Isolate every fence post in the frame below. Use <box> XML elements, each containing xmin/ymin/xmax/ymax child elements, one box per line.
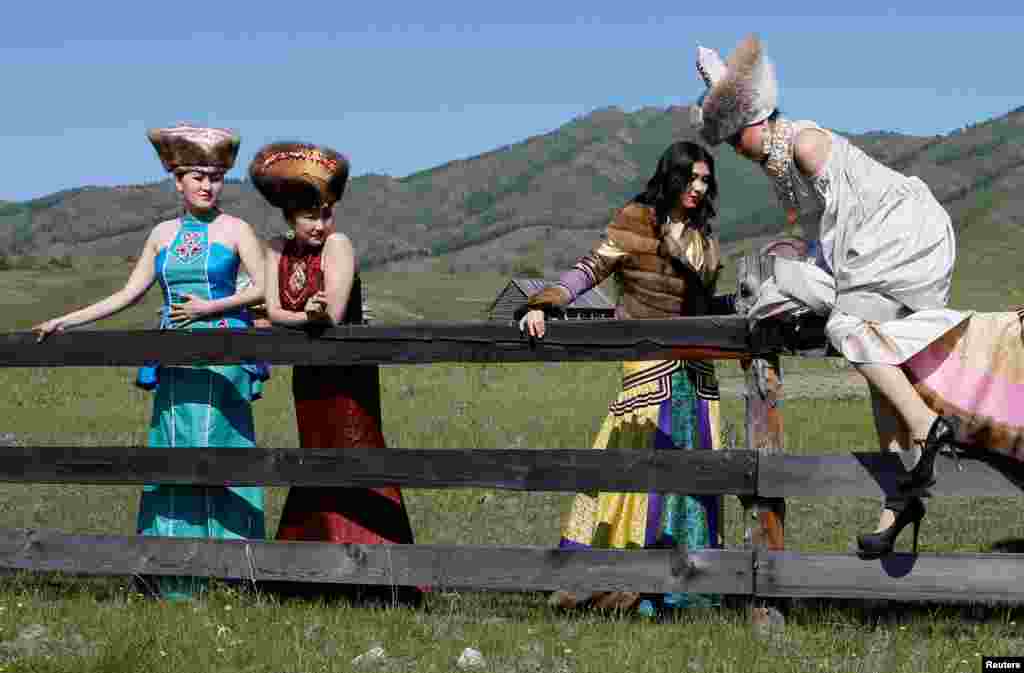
<box><xmin>741</xmin><ymin>356</ymin><xmax>786</xmax><ymax>551</ymax></box>
<box><xmin>734</xmin><ymin>247</ymin><xmax>787</xmax><ymax>554</ymax></box>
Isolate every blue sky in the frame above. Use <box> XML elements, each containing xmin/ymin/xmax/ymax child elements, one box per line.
<box><xmin>2</xmin><ymin>2</ymin><xmax>1021</xmax><ymax>201</ymax></box>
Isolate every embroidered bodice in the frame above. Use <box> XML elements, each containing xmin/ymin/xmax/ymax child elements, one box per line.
<box><xmin>278</xmin><ymin>239</ymin><xmax>363</xmax><ymax>324</ymax></box>
<box><xmin>155</xmin><ymin>212</ymin><xmax>251</xmax><ymax>330</ymax></box>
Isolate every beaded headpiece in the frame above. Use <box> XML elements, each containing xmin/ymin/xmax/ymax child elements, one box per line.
<box><xmin>692</xmin><ymin>35</ymin><xmax>778</xmax><ymax>146</ymax></box>
<box><xmin>248</xmin><ymin>142</ymin><xmax>350</xmax><ymax>212</ymax></box>
<box><xmin>147</xmin><ymin>123</ymin><xmax>240</xmax><ymax>175</ymax></box>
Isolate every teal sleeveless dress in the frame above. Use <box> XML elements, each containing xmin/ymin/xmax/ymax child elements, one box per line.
<box><xmin>135</xmin><ymin>211</ymin><xmax>267</xmax><ymax>600</ymax></box>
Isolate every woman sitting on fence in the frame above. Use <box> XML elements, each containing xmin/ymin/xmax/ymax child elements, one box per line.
<box><xmin>518</xmin><ymin>140</ymin><xmax>731</xmax><ymax>617</ymax></box>
<box><xmin>250</xmin><ymin>142</ymin><xmax>421</xmax><ymax>606</ymax></box>
<box><xmin>691</xmin><ymin>35</ymin><xmax>1024</xmax><ymax>559</ymax></box>
<box><xmin>32</xmin><ymin>124</ymin><xmax>270</xmax><ymax>599</ymax></box>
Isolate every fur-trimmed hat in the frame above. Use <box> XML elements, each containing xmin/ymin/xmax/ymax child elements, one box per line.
<box><xmin>692</xmin><ymin>34</ymin><xmax>778</xmax><ymax>146</ymax></box>
<box><xmin>147</xmin><ymin>123</ymin><xmax>240</xmax><ymax>174</ymax></box>
<box><xmin>248</xmin><ymin>142</ymin><xmax>350</xmax><ymax>212</ymax></box>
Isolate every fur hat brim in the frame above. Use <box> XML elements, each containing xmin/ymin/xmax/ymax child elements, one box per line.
<box><xmin>148</xmin><ymin>124</ymin><xmax>240</xmax><ymax>174</ymax></box>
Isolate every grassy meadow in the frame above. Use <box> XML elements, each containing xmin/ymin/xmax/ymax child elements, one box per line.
<box><xmin>0</xmin><ymin>254</ymin><xmax>1023</xmax><ymax>672</ymax></box>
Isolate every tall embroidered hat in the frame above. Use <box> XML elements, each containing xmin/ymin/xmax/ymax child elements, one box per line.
<box><xmin>248</xmin><ymin>142</ymin><xmax>350</xmax><ymax>212</ymax></box>
<box><xmin>147</xmin><ymin>123</ymin><xmax>241</xmax><ymax>174</ymax></box>
<box><xmin>691</xmin><ymin>34</ymin><xmax>778</xmax><ymax>146</ymax></box>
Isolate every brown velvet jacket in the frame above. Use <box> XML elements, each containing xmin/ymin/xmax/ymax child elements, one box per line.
<box><xmin>526</xmin><ymin>203</ymin><xmax>724</xmax><ymax>319</ymax></box>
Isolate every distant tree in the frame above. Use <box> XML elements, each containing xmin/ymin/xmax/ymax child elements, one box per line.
<box><xmin>49</xmin><ymin>254</ymin><xmax>73</xmax><ymax>269</ymax></box>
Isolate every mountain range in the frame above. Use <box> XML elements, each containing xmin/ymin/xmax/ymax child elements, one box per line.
<box><xmin>2</xmin><ymin>104</ymin><xmax>1022</xmax><ymax>277</ymax></box>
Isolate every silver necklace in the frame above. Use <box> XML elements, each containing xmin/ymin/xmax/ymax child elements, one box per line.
<box><xmin>762</xmin><ymin>118</ymin><xmax>800</xmax><ymax>213</ymax></box>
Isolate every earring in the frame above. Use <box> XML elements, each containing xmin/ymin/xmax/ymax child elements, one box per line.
<box><xmin>285</xmin><ymin>229</ymin><xmax>295</xmax><ymax>240</ymax></box>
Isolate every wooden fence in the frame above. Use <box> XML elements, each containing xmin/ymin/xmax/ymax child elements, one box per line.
<box><xmin>1</xmin><ymin>316</ymin><xmax>1023</xmax><ymax>604</ymax></box>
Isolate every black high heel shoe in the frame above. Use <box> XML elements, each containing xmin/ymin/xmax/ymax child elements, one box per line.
<box><xmin>856</xmin><ymin>496</ymin><xmax>925</xmax><ymax>559</ymax></box>
<box><xmin>897</xmin><ymin>415</ymin><xmax>961</xmax><ymax>492</ymax></box>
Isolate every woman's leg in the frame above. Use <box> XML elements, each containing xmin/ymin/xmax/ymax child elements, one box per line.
<box><xmin>854</xmin><ymin>363</ymin><xmax>937</xmax><ymax>470</ymax></box>
<box><xmin>868</xmin><ymin>384</ymin><xmax>911</xmax><ymax>532</ymax></box>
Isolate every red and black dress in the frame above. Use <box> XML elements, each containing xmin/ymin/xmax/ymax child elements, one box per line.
<box><xmin>273</xmin><ymin>239</ymin><xmax>421</xmax><ymax>604</ymax></box>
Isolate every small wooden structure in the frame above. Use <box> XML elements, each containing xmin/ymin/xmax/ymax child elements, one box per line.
<box><xmin>488</xmin><ymin>278</ymin><xmax>615</xmax><ymax>323</ymax></box>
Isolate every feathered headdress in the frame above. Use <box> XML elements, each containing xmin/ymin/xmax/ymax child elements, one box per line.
<box><xmin>691</xmin><ymin>35</ymin><xmax>778</xmax><ymax>146</ymax></box>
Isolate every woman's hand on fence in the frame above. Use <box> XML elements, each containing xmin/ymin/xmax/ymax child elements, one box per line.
<box><xmin>32</xmin><ymin>317</ymin><xmax>68</xmax><ymax>343</ymax></box>
<box><xmin>249</xmin><ymin>303</ymin><xmax>270</xmax><ymax>323</ymax></box>
<box><xmin>168</xmin><ymin>294</ymin><xmax>214</xmax><ymax>326</ymax></box>
<box><xmin>519</xmin><ymin>309</ymin><xmax>547</xmax><ymax>339</ymax></box>
<box><xmin>304</xmin><ymin>291</ymin><xmax>329</xmax><ymax>323</ymax></box>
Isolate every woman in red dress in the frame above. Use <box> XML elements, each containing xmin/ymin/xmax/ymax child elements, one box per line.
<box><xmin>250</xmin><ymin>142</ymin><xmax>421</xmax><ymax>605</ymax></box>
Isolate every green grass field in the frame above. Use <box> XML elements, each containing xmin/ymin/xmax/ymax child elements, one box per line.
<box><xmin>1</xmin><ymin>252</ymin><xmax>1023</xmax><ymax>672</ymax></box>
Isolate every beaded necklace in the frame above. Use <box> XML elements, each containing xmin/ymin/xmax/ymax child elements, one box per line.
<box><xmin>761</xmin><ymin>118</ymin><xmax>800</xmax><ymax>215</ymax></box>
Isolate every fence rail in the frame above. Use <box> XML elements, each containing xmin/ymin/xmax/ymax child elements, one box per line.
<box><xmin>2</xmin><ymin>317</ymin><xmax>1023</xmax><ymax>606</ymax></box>
<box><xmin>2</xmin><ymin>529</ymin><xmax>1024</xmax><ymax>604</ymax></box>
<box><xmin>0</xmin><ymin>446</ymin><xmax>756</xmax><ymax>495</ymax></box>
<box><xmin>0</xmin><ymin>317</ymin><xmax>820</xmax><ymax>367</ymax></box>
<box><xmin>0</xmin><ymin>529</ymin><xmax>752</xmax><ymax>595</ymax></box>
<box><xmin>756</xmin><ymin>551</ymin><xmax>1024</xmax><ymax>603</ymax></box>
<box><xmin>0</xmin><ymin>446</ymin><xmax>1020</xmax><ymax>498</ymax></box>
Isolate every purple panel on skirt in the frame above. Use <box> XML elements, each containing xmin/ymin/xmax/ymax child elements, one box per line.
<box><xmin>645</xmin><ymin>393</ymin><xmax>677</xmax><ymax>546</ymax></box>
<box><xmin>558</xmin><ymin>538</ymin><xmax>591</xmax><ymax>550</ymax></box>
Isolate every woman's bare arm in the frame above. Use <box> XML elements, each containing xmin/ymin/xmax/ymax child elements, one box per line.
<box><xmin>33</xmin><ymin>225</ymin><xmax>161</xmax><ymax>340</ymax></box>
<box><xmin>319</xmin><ymin>233</ymin><xmax>355</xmax><ymax>325</ymax></box>
<box><xmin>792</xmin><ymin>127</ymin><xmax>832</xmax><ymax>178</ymax></box>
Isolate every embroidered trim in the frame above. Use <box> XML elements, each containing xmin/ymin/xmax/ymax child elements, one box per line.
<box><xmin>284</xmin><ymin>260</ymin><xmax>308</xmax><ymax>306</ymax></box>
<box><xmin>574</xmin><ymin>256</ymin><xmax>600</xmax><ymax>286</ymax></box>
<box><xmin>622</xmin><ymin>361</ymin><xmax>682</xmax><ymax>391</ymax></box>
<box><xmin>260</xmin><ymin>148</ymin><xmax>339</xmax><ymax>173</ymax></box>
<box><xmin>173</xmin><ymin>231</ymin><xmax>205</xmax><ymax>263</ymax></box>
<box><xmin>609</xmin><ymin>376</ymin><xmax>672</xmax><ymax>416</ymax></box>
<box><xmin>681</xmin><ymin>361</ymin><xmax>720</xmax><ymax>401</ymax></box>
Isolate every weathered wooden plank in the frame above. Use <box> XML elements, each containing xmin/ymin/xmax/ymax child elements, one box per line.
<box><xmin>3</xmin><ymin>445</ymin><xmax>1018</xmax><ymax>498</ymax></box>
<box><xmin>0</xmin><ymin>447</ymin><xmax>758</xmax><ymax>495</ymax></box>
<box><xmin>742</xmin><ymin>356</ymin><xmax>786</xmax><ymax>552</ymax></box>
<box><xmin>758</xmin><ymin>452</ymin><xmax>1024</xmax><ymax>498</ymax></box>
<box><xmin>0</xmin><ymin>529</ymin><xmax>753</xmax><ymax>594</ymax></box>
<box><xmin>0</xmin><ymin>317</ymin><xmax>772</xmax><ymax>367</ymax></box>
<box><xmin>756</xmin><ymin>551</ymin><xmax>1024</xmax><ymax>603</ymax></box>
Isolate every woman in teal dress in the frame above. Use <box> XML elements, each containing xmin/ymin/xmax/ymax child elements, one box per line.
<box><xmin>33</xmin><ymin>123</ymin><xmax>269</xmax><ymax>600</ymax></box>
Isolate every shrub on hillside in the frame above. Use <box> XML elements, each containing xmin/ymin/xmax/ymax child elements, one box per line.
<box><xmin>512</xmin><ymin>261</ymin><xmax>544</xmax><ymax>278</ymax></box>
<box><xmin>49</xmin><ymin>255</ymin><xmax>74</xmax><ymax>270</ymax></box>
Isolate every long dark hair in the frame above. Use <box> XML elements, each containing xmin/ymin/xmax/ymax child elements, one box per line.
<box><xmin>632</xmin><ymin>141</ymin><xmax>718</xmax><ymax>233</ymax></box>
